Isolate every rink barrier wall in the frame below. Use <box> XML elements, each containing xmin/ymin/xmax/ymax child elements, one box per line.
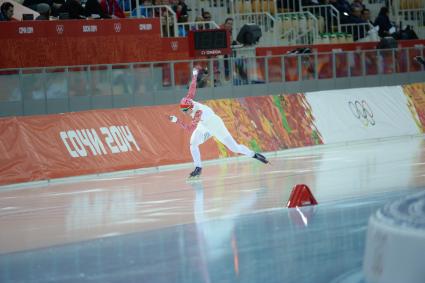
<box><xmin>0</xmin><ymin>83</ymin><xmax>424</xmax><ymax>185</ymax></box>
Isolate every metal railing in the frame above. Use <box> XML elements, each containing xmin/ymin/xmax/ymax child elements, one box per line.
<box><xmin>0</xmin><ymin>46</ymin><xmax>423</xmax><ymax>117</ymax></box>
<box><xmin>276</xmin><ymin>11</ymin><xmax>319</xmax><ymax>45</ymax></box>
<box><xmin>275</xmin><ymin>0</ymin><xmax>302</xmax><ymax>13</ymax></box>
<box><xmin>130</xmin><ymin>5</ymin><xmax>178</xmax><ymax>37</ymax></box>
<box><xmin>340</xmin><ymin>22</ymin><xmax>375</xmax><ymax>42</ymax></box>
<box><xmin>175</xmin><ymin>21</ymin><xmax>220</xmax><ymax>37</ymax></box>
<box><xmin>302</xmin><ymin>5</ymin><xmax>341</xmax><ymax>34</ymax></box>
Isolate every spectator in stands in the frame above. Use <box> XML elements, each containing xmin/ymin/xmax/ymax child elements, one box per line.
<box><xmin>202</xmin><ymin>11</ymin><xmax>212</xmax><ymax>29</ymax></box>
<box><xmin>131</xmin><ymin>0</ymin><xmax>148</xmax><ymax>17</ymax></box>
<box><xmin>219</xmin><ymin>18</ymin><xmax>235</xmax><ymax>80</ymax></box>
<box><xmin>177</xmin><ymin>7</ymin><xmax>189</xmax><ymax>36</ymax></box>
<box><xmin>176</xmin><ymin>0</ymin><xmax>187</xmax><ymax>18</ymax></box>
<box><xmin>374</xmin><ymin>6</ymin><xmax>393</xmax><ymax>37</ymax></box>
<box><xmin>23</xmin><ymin>0</ymin><xmax>50</xmax><ymax>12</ymax></box>
<box><xmin>100</xmin><ymin>0</ymin><xmax>125</xmax><ymax>18</ymax></box>
<box><xmin>192</xmin><ymin>16</ymin><xmax>205</xmax><ymax>30</ymax></box>
<box><xmin>85</xmin><ymin>0</ymin><xmax>111</xmax><ymax>18</ymax></box>
<box><xmin>329</xmin><ymin>0</ymin><xmax>351</xmax><ymax>23</ymax></box>
<box><xmin>50</xmin><ymin>0</ymin><xmax>65</xmax><ymax>17</ymax></box>
<box><xmin>361</xmin><ymin>8</ymin><xmax>373</xmax><ymax>25</ymax></box>
<box><xmin>175</xmin><ymin>3</ymin><xmax>185</xmax><ymax>22</ymax></box>
<box><xmin>0</xmin><ymin>2</ymin><xmax>13</xmax><ymax>21</ymax></box>
<box><xmin>58</xmin><ymin>0</ymin><xmax>86</xmax><ymax>19</ymax></box>
<box><xmin>348</xmin><ymin>6</ymin><xmax>365</xmax><ymax>23</ymax></box>
<box><xmin>351</xmin><ymin>0</ymin><xmax>365</xmax><ymax>10</ymax></box>
<box><xmin>161</xmin><ymin>9</ymin><xmax>175</xmax><ymax>36</ymax></box>
<box><xmin>202</xmin><ymin>11</ymin><xmax>211</xmax><ymax>21</ymax></box>
<box><xmin>221</xmin><ymin>17</ymin><xmax>233</xmax><ymax>33</ymax></box>
<box><xmin>120</xmin><ymin>0</ymin><xmax>136</xmax><ymax>12</ymax></box>
<box><xmin>220</xmin><ymin>17</ymin><xmax>238</xmax><ymax>45</ymax></box>
<box><xmin>35</xmin><ymin>3</ymin><xmax>51</xmax><ymax>19</ymax></box>
<box><xmin>345</xmin><ymin>6</ymin><xmax>367</xmax><ymax>40</ymax></box>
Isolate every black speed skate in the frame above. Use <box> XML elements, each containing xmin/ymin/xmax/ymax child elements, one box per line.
<box><xmin>188</xmin><ymin>167</ymin><xmax>202</xmax><ymax>179</ymax></box>
<box><xmin>253</xmin><ymin>153</ymin><xmax>269</xmax><ymax>164</ymax></box>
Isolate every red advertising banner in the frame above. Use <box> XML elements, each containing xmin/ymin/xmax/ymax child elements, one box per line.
<box><xmin>0</xmin><ymin>105</ymin><xmax>197</xmax><ymax>184</ymax></box>
<box><xmin>0</xmin><ymin>19</ymin><xmax>190</xmax><ymax>68</ymax></box>
<box><xmin>0</xmin><ymin>94</ymin><xmax>324</xmax><ymax>185</ymax></box>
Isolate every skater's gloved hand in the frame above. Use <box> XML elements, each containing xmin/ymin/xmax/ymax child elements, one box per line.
<box><xmin>169</xmin><ymin>115</ymin><xmax>178</xmax><ymax>123</ymax></box>
<box><xmin>192</xmin><ymin>68</ymin><xmax>199</xmax><ymax>76</ymax></box>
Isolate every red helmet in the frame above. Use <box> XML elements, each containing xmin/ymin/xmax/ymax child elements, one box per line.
<box><xmin>180</xmin><ymin>97</ymin><xmax>194</xmax><ymax>112</ymax></box>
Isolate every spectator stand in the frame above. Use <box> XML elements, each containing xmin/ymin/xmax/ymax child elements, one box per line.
<box><xmin>390</xmin><ymin>0</ymin><xmax>425</xmax><ymax>39</ymax></box>
<box><xmin>301</xmin><ymin>4</ymin><xmax>341</xmax><ymax>34</ymax></box>
<box><xmin>276</xmin><ymin>11</ymin><xmax>319</xmax><ymax>45</ymax></box>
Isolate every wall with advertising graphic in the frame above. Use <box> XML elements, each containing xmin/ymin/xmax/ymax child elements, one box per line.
<box><xmin>0</xmin><ymin>19</ymin><xmax>189</xmax><ymax>69</ymax></box>
<box><xmin>0</xmin><ymin>83</ymin><xmax>424</xmax><ymax>186</ymax></box>
<box><xmin>305</xmin><ymin>86</ymin><xmax>421</xmax><ymax>143</ymax></box>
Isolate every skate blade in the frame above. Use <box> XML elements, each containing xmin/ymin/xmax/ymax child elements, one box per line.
<box><xmin>186</xmin><ymin>176</ymin><xmax>202</xmax><ymax>183</ymax></box>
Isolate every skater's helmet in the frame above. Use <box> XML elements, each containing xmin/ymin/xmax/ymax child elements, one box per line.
<box><xmin>180</xmin><ymin>97</ymin><xmax>194</xmax><ymax>112</ymax></box>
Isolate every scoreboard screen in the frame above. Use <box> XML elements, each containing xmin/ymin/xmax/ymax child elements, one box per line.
<box><xmin>188</xmin><ymin>29</ymin><xmax>231</xmax><ymax>57</ymax></box>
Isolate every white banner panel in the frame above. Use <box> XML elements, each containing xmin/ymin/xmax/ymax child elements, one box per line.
<box><xmin>306</xmin><ymin>86</ymin><xmax>420</xmax><ymax>144</ymax></box>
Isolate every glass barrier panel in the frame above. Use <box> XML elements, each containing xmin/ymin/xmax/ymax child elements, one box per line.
<box><xmin>283</xmin><ymin>55</ymin><xmax>299</xmax><ymax>82</ymax></box>
<box><xmin>364</xmin><ymin>50</ymin><xmax>378</xmax><ymax>76</ymax></box>
<box><xmin>212</xmin><ymin>57</ymin><xmax>232</xmax><ymax>87</ymax></box>
<box><xmin>192</xmin><ymin>59</ymin><xmax>213</xmax><ymax>88</ymax></box>
<box><xmin>349</xmin><ymin>51</ymin><xmax>363</xmax><ymax>77</ymax></box>
<box><xmin>232</xmin><ymin>57</ymin><xmax>250</xmax><ymax>85</ymax></box>
<box><xmin>378</xmin><ymin>49</ymin><xmax>395</xmax><ymax>74</ymax></box>
<box><xmin>301</xmin><ymin>54</ymin><xmax>316</xmax><ymax>80</ymax></box>
<box><xmin>68</xmin><ymin>67</ymin><xmax>89</xmax><ymax>97</ymax></box>
<box><xmin>153</xmin><ymin>63</ymin><xmax>171</xmax><ymax>88</ymax></box>
<box><xmin>111</xmin><ymin>65</ymin><xmax>133</xmax><ymax>96</ymax></box>
<box><xmin>45</xmin><ymin>68</ymin><xmax>68</xmax><ymax>99</ymax></box>
<box><xmin>132</xmin><ymin>64</ymin><xmax>153</xmax><ymax>96</ymax></box>
<box><xmin>21</xmin><ymin>69</ymin><xmax>46</xmax><ymax>100</ymax></box>
<box><xmin>267</xmin><ymin>56</ymin><xmax>284</xmax><ymax>83</ymax></box>
<box><xmin>173</xmin><ymin>62</ymin><xmax>191</xmax><ymax>87</ymax></box>
<box><xmin>335</xmin><ymin>52</ymin><xmax>349</xmax><ymax>78</ymax></box>
<box><xmin>395</xmin><ymin>49</ymin><xmax>409</xmax><ymax>73</ymax></box>
<box><xmin>222</xmin><ymin>55</ymin><xmax>233</xmax><ymax>83</ymax></box>
<box><xmin>252</xmin><ymin>57</ymin><xmax>266</xmax><ymax>84</ymax></box>
<box><xmin>317</xmin><ymin>53</ymin><xmax>333</xmax><ymax>79</ymax></box>
<box><xmin>89</xmin><ymin>65</ymin><xmax>112</xmax><ymax>96</ymax></box>
<box><xmin>0</xmin><ymin>70</ymin><xmax>21</xmax><ymax>102</ymax></box>
<box><xmin>408</xmin><ymin>47</ymin><xmax>424</xmax><ymax>72</ymax></box>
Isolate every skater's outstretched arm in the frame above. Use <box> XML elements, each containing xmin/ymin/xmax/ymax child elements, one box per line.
<box><xmin>186</xmin><ymin>68</ymin><xmax>199</xmax><ymax>100</ymax></box>
<box><xmin>169</xmin><ymin>110</ymin><xmax>202</xmax><ymax>132</ymax></box>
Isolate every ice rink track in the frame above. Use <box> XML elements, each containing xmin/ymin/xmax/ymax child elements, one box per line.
<box><xmin>1</xmin><ymin>135</ymin><xmax>425</xmax><ymax>283</ymax></box>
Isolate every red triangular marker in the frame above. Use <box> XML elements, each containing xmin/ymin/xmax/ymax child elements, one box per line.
<box><xmin>287</xmin><ymin>184</ymin><xmax>318</xmax><ymax>208</ymax></box>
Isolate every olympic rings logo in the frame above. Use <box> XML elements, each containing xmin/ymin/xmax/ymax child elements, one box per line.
<box><xmin>348</xmin><ymin>100</ymin><xmax>375</xmax><ymax>126</ymax></box>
